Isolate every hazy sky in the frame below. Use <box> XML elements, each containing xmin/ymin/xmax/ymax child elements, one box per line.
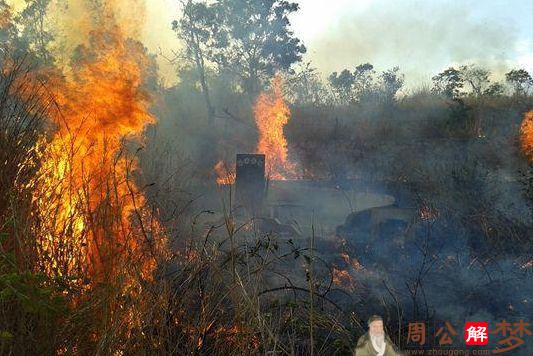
<box><xmin>291</xmin><ymin>0</ymin><xmax>533</xmax><ymax>89</ymax></box>
<box><xmin>145</xmin><ymin>0</ymin><xmax>533</xmax><ymax>89</ymax></box>
<box><xmin>7</xmin><ymin>0</ymin><xmax>533</xmax><ymax>88</ymax></box>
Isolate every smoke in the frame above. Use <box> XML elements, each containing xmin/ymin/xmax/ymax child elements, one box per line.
<box><xmin>301</xmin><ymin>0</ymin><xmax>522</xmax><ymax>88</ymax></box>
<box><xmin>48</xmin><ymin>0</ymin><xmax>148</xmax><ymax>61</ymax></box>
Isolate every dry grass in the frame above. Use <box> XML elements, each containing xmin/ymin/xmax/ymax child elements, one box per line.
<box><xmin>2</xmin><ymin>56</ymin><xmax>532</xmax><ymax>355</ymax></box>
<box><xmin>0</xmin><ymin>59</ymin><xmax>357</xmax><ymax>355</ymax></box>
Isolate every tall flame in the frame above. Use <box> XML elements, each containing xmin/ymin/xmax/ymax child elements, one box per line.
<box><xmin>254</xmin><ymin>75</ymin><xmax>298</xmax><ymax>180</ymax></box>
<box><xmin>32</xmin><ymin>1</ymin><xmax>165</xmax><ymax>282</ymax></box>
<box><xmin>521</xmin><ymin>110</ymin><xmax>533</xmax><ymax>162</ymax></box>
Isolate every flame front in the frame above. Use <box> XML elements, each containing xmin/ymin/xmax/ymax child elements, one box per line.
<box><xmin>521</xmin><ymin>110</ymin><xmax>533</xmax><ymax>162</ymax></box>
<box><xmin>32</xmin><ymin>1</ymin><xmax>164</xmax><ymax>283</ymax></box>
<box><xmin>254</xmin><ymin>75</ymin><xmax>298</xmax><ymax>180</ymax></box>
<box><xmin>214</xmin><ymin>160</ymin><xmax>236</xmax><ymax>186</ymax></box>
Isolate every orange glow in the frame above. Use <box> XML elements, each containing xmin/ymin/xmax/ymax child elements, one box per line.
<box><xmin>332</xmin><ymin>267</ymin><xmax>356</xmax><ymax>292</ymax></box>
<box><xmin>214</xmin><ymin>160</ymin><xmax>235</xmax><ymax>186</ymax></box>
<box><xmin>254</xmin><ymin>75</ymin><xmax>298</xmax><ymax>180</ymax></box>
<box><xmin>214</xmin><ymin>325</ymin><xmax>260</xmax><ymax>350</ymax></box>
<box><xmin>521</xmin><ymin>110</ymin><xmax>533</xmax><ymax>161</ymax></box>
<box><xmin>340</xmin><ymin>252</ymin><xmax>364</xmax><ymax>272</ymax></box>
<box><xmin>31</xmin><ymin>2</ymin><xmax>165</xmax><ymax>283</ymax></box>
<box><xmin>419</xmin><ymin>204</ymin><xmax>439</xmax><ymax>221</ymax></box>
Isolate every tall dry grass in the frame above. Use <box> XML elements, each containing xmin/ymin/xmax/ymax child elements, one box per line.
<box><xmin>0</xmin><ymin>58</ymin><xmax>358</xmax><ymax>355</ymax></box>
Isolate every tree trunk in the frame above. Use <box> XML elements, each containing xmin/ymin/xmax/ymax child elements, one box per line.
<box><xmin>192</xmin><ymin>34</ymin><xmax>215</xmax><ymax>126</ymax></box>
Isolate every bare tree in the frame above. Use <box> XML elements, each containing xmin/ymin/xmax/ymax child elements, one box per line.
<box><xmin>173</xmin><ymin>0</ymin><xmax>217</xmax><ymax>125</ymax></box>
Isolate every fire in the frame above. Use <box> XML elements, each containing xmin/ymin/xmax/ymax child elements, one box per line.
<box><xmin>31</xmin><ymin>1</ymin><xmax>166</xmax><ymax>283</ymax></box>
<box><xmin>254</xmin><ymin>75</ymin><xmax>298</xmax><ymax>180</ymax></box>
<box><xmin>340</xmin><ymin>252</ymin><xmax>364</xmax><ymax>271</ymax></box>
<box><xmin>521</xmin><ymin>110</ymin><xmax>533</xmax><ymax>161</ymax></box>
<box><xmin>214</xmin><ymin>160</ymin><xmax>235</xmax><ymax>186</ymax></box>
<box><xmin>419</xmin><ymin>204</ymin><xmax>439</xmax><ymax>221</ymax></box>
<box><xmin>332</xmin><ymin>267</ymin><xmax>356</xmax><ymax>292</ymax></box>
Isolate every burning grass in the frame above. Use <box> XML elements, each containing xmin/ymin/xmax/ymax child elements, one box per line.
<box><xmin>521</xmin><ymin>110</ymin><xmax>533</xmax><ymax>161</ymax></box>
<box><xmin>0</xmin><ymin>1</ymin><xmax>173</xmax><ymax>352</ymax></box>
<box><xmin>214</xmin><ymin>159</ymin><xmax>236</xmax><ymax>186</ymax></box>
<box><xmin>1</xmin><ymin>1</ymin><xmax>532</xmax><ymax>354</ymax></box>
<box><xmin>30</xmin><ymin>3</ymin><xmax>165</xmax><ymax>283</ymax></box>
<box><xmin>0</xmin><ymin>59</ymin><xmax>357</xmax><ymax>354</ymax></box>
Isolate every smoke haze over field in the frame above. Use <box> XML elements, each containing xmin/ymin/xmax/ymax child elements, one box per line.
<box><xmin>5</xmin><ymin>0</ymin><xmax>533</xmax><ymax>88</ymax></box>
<box><xmin>292</xmin><ymin>0</ymin><xmax>533</xmax><ymax>88</ymax></box>
<box><xmin>139</xmin><ymin>0</ymin><xmax>533</xmax><ymax>88</ymax></box>
<box><xmin>2</xmin><ymin>0</ymin><xmax>533</xmax><ymax>354</ymax></box>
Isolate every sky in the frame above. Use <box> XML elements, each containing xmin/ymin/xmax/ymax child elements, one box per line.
<box><xmin>7</xmin><ymin>0</ymin><xmax>533</xmax><ymax>89</ymax></box>
<box><xmin>145</xmin><ymin>0</ymin><xmax>533</xmax><ymax>89</ymax></box>
<box><xmin>290</xmin><ymin>0</ymin><xmax>533</xmax><ymax>89</ymax></box>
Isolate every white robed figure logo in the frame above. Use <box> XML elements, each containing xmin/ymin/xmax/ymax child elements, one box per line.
<box><xmin>354</xmin><ymin>315</ymin><xmax>402</xmax><ymax>356</ymax></box>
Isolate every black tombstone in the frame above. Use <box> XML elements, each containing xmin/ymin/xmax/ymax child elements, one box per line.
<box><xmin>235</xmin><ymin>154</ymin><xmax>265</xmax><ymax>212</ymax></box>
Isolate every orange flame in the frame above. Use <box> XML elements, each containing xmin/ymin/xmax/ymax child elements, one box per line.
<box><xmin>254</xmin><ymin>75</ymin><xmax>298</xmax><ymax>180</ymax></box>
<box><xmin>521</xmin><ymin>110</ymin><xmax>533</xmax><ymax>162</ymax></box>
<box><xmin>214</xmin><ymin>160</ymin><xmax>235</xmax><ymax>186</ymax></box>
<box><xmin>32</xmin><ymin>2</ymin><xmax>165</xmax><ymax>282</ymax></box>
<box><xmin>332</xmin><ymin>267</ymin><xmax>356</xmax><ymax>292</ymax></box>
<box><xmin>340</xmin><ymin>252</ymin><xmax>364</xmax><ymax>272</ymax></box>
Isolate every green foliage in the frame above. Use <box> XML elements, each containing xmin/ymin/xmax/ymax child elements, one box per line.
<box><xmin>285</xmin><ymin>62</ymin><xmax>328</xmax><ymax>105</ymax></box>
<box><xmin>433</xmin><ymin>65</ymin><xmax>505</xmax><ymax>99</ymax></box>
<box><xmin>172</xmin><ymin>0</ymin><xmax>221</xmax><ymax>59</ymax></box>
<box><xmin>173</xmin><ymin>0</ymin><xmax>220</xmax><ymax>123</ymax></box>
<box><xmin>380</xmin><ymin>66</ymin><xmax>404</xmax><ymax>104</ymax></box>
<box><xmin>0</xmin><ymin>231</ymin><xmax>71</xmax><ymax>354</ymax></box>
<box><xmin>329</xmin><ymin>69</ymin><xmax>356</xmax><ymax>103</ymax></box>
<box><xmin>0</xmin><ymin>330</ymin><xmax>13</xmax><ymax>340</ymax></box>
<box><xmin>328</xmin><ymin>63</ymin><xmax>405</xmax><ymax>105</ymax></box>
<box><xmin>483</xmin><ymin>81</ymin><xmax>505</xmax><ymax>97</ymax></box>
<box><xmin>0</xmin><ymin>272</ymin><xmax>69</xmax><ymax>317</ymax></box>
<box><xmin>0</xmin><ymin>231</ymin><xmax>70</xmax><ymax>317</ymax></box>
<box><xmin>353</xmin><ymin>63</ymin><xmax>376</xmax><ymax>99</ymax></box>
<box><xmin>214</xmin><ymin>0</ymin><xmax>306</xmax><ymax>94</ymax></box>
<box><xmin>432</xmin><ymin>67</ymin><xmax>464</xmax><ymax>99</ymax></box>
<box><xmin>176</xmin><ymin>0</ymin><xmax>306</xmax><ymax>96</ymax></box>
<box><xmin>459</xmin><ymin>64</ymin><xmax>491</xmax><ymax>97</ymax></box>
<box><xmin>505</xmin><ymin>68</ymin><xmax>533</xmax><ymax>95</ymax></box>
